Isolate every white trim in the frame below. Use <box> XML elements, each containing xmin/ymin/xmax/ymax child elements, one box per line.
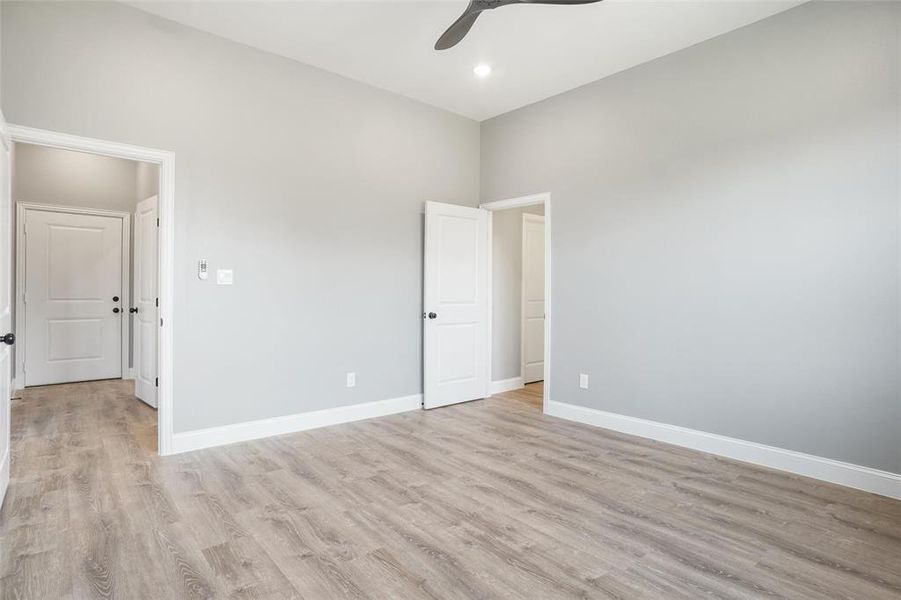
<box><xmin>10</xmin><ymin>125</ymin><xmax>175</xmax><ymax>456</ymax></box>
<box><xmin>481</xmin><ymin>193</ymin><xmax>550</xmax><ymax>212</ymax></box>
<box><xmin>171</xmin><ymin>393</ymin><xmax>422</xmax><ymax>454</ymax></box>
<box><xmin>546</xmin><ymin>400</ymin><xmax>901</xmax><ymax>500</ymax></box>
<box><xmin>126</xmin><ymin>368</ymin><xmax>136</xmax><ymax>380</ymax></box>
<box><xmin>15</xmin><ymin>202</ymin><xmax>131</xmax><ymax>387</ymax></box>
<box><xmin>0</xmin><ymin>110</ymin><xmax>9</xmax><ymax>152</ymax></box>
<box><xmin>15</xmin><ymin>202</ymin><xmax>131</xmax><ymax>219</ymax></box>
<box><xmin>480</xmin><ymin>192</ymin><xmax>552</xmax><ymax>412</ymax></box>
<box><xmin>485</xmin><ymin>209</ymin><xmax>494</xmax><ymax>398</ymax></box>
<box><xmin>0</xmin><ymin>110</ymin><xmax>8</xmax><ymax>510</ymax></box>
<box><xmin>490</xmin><ymin>376</ymin><xmax>524</xmax><ymax>395</ymax></box>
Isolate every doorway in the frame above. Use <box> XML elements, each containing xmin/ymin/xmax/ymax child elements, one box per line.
<box><xmin>421</xmin><ymin>194</ymin><xmax>551</xmax><ymax>412</ymax></box>
<box><xmin>6</xmin><ymin>126</ymin><xmax>175</xmax><ymax>455</ymax></box>
<box><xmin>13</xmin><ymin>142</ymin><xmax>160</xmax><ymax>406</ymax></box>
<box><xmin>486</xmin><ymin>198</ymin><xmax>547</xmax><ymax>411</ymax></box>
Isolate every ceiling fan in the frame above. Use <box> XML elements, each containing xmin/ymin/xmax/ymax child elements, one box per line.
<box><xmin>435</xmin><ymin>0</ymin><xmax>604</xmax><ymax>51</ymax></box>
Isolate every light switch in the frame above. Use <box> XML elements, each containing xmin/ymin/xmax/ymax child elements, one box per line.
<box><xmin>346</xmin><ymin>372</ymin><xmax>356</xmax><ymax>388</ymax></box>
<box><xmin>579</xmin><ymin>373</ymin><xmax>589</xmax><ymax>389</ymax></box>
<box><xmin>198</xmin><ymin>259</ymin><xmax>208</xmax><ymax>280</ymax></box>
<box><xmin>216</xmin><ymin>269</ymin><xmax>234</xmax><ymax>285</ymax></box>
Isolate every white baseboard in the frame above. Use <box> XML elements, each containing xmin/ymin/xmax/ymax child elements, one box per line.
<box><xmin>545</xmin><ymin>400</ymin><xmax>901</xmax><ymax>500</ymax></box>
<box><xmin>0</xmin><ymin>448</ymin><xmax>9</xmax><ymax>510</ymax></box>
<box><xmin>125</xmin><ymin>368</ymin><xmax>135</xmax><ymax>380</ymax></box>
<box><xmin>171</xmin><ymin>393</ymin><xmax>422</xmax><ymax>455</ymax></box>
<box><xmin>490</xmin><ymin>376</ymin><xmax>524</xmax><ymax>395</ymax></box>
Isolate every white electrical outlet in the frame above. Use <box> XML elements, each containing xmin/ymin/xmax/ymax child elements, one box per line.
<box><xmin>579</xmin><ymin>373</ymin><xmax>589</xmax><ymax>389</ymax></box>
<box><xmin>346</xmin><ymin>372</ymin><xmax>356</xmax><ymax>388</ymax></box>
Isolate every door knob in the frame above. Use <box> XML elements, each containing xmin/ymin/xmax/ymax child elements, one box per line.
<box><xmin>1</xmin><ymin>333</ymin><xmax>14</xmax><ymax>345</ymax></box>
<box><xmin>428</xmin><ymin>312</ymin><xmax>438</xmax><ymax>319</ymax></box>
<box><xmin>113</xmin><ymin>307</ymin><xmax>121</xmax><ymax>314</ymax></box>
<box><xmin>129</xmin><ymin>307</ymin><xmax>138</xmax><ymax>314</ymax></box>
<box><xmin>113</xmin><ymin>295</ymin><xmax>120</xmax><ymax>302</ymax></box>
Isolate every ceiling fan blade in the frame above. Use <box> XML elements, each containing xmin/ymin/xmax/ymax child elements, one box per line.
<box><xmin>435</xmin><ymin>6</ymin><xmax>482</xmax><ymax>50</ymax></box>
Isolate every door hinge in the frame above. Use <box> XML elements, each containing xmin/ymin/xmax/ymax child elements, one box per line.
<box><xmin>156</xmin><ymin>218</ymin><xmax>160</xmax><ymax>227</ymax></box>
<box><xmin>155</xmin><ymin>297</ymin><xmax>159</xmax><ymax>307</ymax></box>
<box><xmin>160</xmin><ymin>318</ymin><xmax>163</xmax><ymax>327</ymax></box>
<box><xmin>155</xmin><ymin>377</ymin><xmax>158</xmax><ymax>387</ymax></box>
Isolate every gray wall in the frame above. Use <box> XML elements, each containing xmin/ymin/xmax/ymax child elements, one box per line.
<box><xmin>481</xmin><ymin>1</ymin><xmax>900</xmax><ymax>473</ymax></box>
<box><xmin>135</xmin><ymin>161</ymin><xmax>159</xmax><ymax>203</ymax></box>
<box><xmin>13</xmin><ymin>142</ymin><xmax>139</xmax><ymax>212</ymax></box>
<box><xmin>1</xmin><ymin>1</ymin><xmax>480</xmax><ymax>432</ymax></box>
<box><xmin>492</xmin><ymin>204</ymin><xmax>543</xmax><ymax>381</ymax></box>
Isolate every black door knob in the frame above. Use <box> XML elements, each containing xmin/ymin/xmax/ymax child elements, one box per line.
<box><xmin>129</xmin><ymin>307</ymin><xmax>138</xmax><ymax>314</ymax></box>
<box><xmin>113</xmin><ymin>296</ymin><xmax>120</xmax><ymax>302</ymax></box>
<box><xmin>113</xmin><ymin>307</ymin><xmax>121</xmax><ymax>314</ymax></box>
<box><xmin>1</xmin><ymin>333</ymin><xmax>14</xmax><ymax>345</ymax></box>
<box><xmin>428</xmin><ymin>312</ymin><xmax>438</xmax><ymax>319</ymax></box>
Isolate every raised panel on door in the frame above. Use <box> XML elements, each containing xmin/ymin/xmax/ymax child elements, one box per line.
<box><xmin>424</xmin><ymin>202</ymin><xmax>489</xmax><ymax>409</ymax></box>
<box><xmin>24</xmin><ymin>210</ymin><xmax>123</xmax><ymax>386</ymax></box>
<box><xmin>134</xmin><ymin>196</ymin><xmax>158</xmax><ymax>406</ymax></box>
<box><xmin>522</xmin><ymin>215</ymin><xmax>545</xmax><ymax>384</ymax></box>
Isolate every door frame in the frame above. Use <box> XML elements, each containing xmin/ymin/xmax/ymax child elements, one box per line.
<box><xmin>521</xmin><ymin>213</ymin><xmax>545</xmax><ymax>385</ymax></box>
<box><xmin>1</xmin><ymin>110</ymin><xmax>11</xmax><ymax>508</ymax></box>
<box><xmin>15</xmin><ymin>202</ymin><xmax>132</xmax><ymax>389</ymax></box>
<box><xmin>479</xmin><ymin>192</ymin><xmax>551</xmax><ymax>413</ymax></box>
<box><xmin>9</xmin><ymin>125</ymin><xmax>176</xmax><ymax>456</ymax></box>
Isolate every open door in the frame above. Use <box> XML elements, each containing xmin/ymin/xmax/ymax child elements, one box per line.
<box><xmin>133</xmin><ymin>195</ymin><xmax>158</xmax><ymax>407</ymax></box>
<box><xmin>522</xmin><ymin>214</ymin><xmax>545</xmax><ymax>383</ymax></box>
<box><xmin>423</xmin><ymin>201</ymin><xmax>489</xmax><ymax>409</ymax></box>
<box><xmin>0</xmin><ymin>121</ymin><xmax>13</xmax><ymax>506</ymax></box>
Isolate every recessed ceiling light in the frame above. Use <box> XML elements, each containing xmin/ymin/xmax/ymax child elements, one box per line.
<box><xmin>473</xmin><ymin>64</ymin><xmax>492</xmax><ymax>78</ymax></box>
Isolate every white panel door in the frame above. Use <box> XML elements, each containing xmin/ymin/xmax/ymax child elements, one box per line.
<box><xmin>521</xmin><ymin>214</ymin><xmax>545</xmax><ymax>383</ymax></box>
<box><xmin>423</xmin><ymin>201</ymin><xmax>489</xmax><ymax>409</ymax></box>
<box><xmin>24</xmin><ymin>210</ymin><xmax>123</xmax><ymax>386</ymax></box>
<box><xmin>133</xmin><ymin>196</ymin><xmax>158</xmax><ymax>407</ymax></box>
<box><xmin>0</xmin><ymin>127</ymin><xmax>12</xmax><ymax>506</ymax></box>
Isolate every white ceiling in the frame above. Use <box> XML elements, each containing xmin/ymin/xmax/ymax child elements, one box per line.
<box><xmin>129</xmin><ymin>0</ymin><xmax>803</xmax><ymax>121</ymax></box>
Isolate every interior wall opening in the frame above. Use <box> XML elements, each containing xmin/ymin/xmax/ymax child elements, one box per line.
<box><xmin>484</xmin><ymin>195</ymin><xmax>549</xmax><ymax>412</ymax></box>
<box><xmin>11</xmin><ymin>141</ymin><xmax>160</xmax><ymax>450</ymax></box>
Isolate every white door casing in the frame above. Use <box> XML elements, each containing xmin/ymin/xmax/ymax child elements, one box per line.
<box><xmin>134</xmin><ymin>196</ymin><xmax>158</xmax><ymax>407</ymax></box>
<box><xmin>423</xmin><ymin>201</ymin><xmax>490</xmax><ymax>409</ymax></box>
<box><xmin>9</xmin><ymin>125</ymin><xmax>174</xmax><ymax>456</ymax></box>
<box><xmin>0</xmin><ymin>118</ymin><xmax>12</xmax><ymax>507</ymax></box>
<box><xmin>22</xmin><ymin>208</ymin><xmax>126</xmax><ymax>386</ymax></box>
<box><xmin>521</xmin><ymin>214</ymin><xmax>545</xmax><ymax>383</ymax></box>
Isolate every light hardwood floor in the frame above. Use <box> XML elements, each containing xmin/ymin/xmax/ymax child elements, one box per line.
<box><xmin>1</xmin><ymin>380</ymin><xmax>900</xmax><ymax>599</ymax></box>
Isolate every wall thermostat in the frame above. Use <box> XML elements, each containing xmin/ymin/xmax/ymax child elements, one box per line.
<box><xmin>198</xmin><ymin>259</ymin><xmax>208</xmax><ymax>280</ymax></box>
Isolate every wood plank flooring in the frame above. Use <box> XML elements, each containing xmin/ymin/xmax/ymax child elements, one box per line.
<box><xmin>1</xmin><ymin>379</ymin><xmax>900</xmax><ymax>599</ymax></box>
